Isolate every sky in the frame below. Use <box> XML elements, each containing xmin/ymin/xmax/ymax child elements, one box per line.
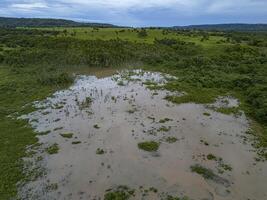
<box><xmin>0</xmin><ymin>0</ymin><xmax>267</xmax><ymax>27</ymax></box>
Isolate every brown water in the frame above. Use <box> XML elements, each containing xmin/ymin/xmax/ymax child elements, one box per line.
<box><xmin>19</xmin><ymin>70</ymin><xmax>267</xmax><ymax>200</ymax></box>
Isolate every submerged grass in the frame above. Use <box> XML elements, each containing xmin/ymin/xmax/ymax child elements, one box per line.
<box><xmin>46</xmin><ymin>144</ymin><xmax>59</xmax><ymax>155</ymax></box>
<box><xmin>190</xmin><ymin>164</ymin><xmax>216</xmax><ymax>180</ymax></box>
<box><xmin>138</xmin><ymin>141</ymin><xmax>159</xmax><ymax>152</ymax></box>
<box><xmin>60</xmin><ymin>133</ymin><xmax>73</xmax><ymax>138</ymax></box>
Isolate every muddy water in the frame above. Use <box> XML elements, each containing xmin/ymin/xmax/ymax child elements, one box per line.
<box><xmin>19</xmin><ymin>70</ymin><xmax>267</xmax><ymax>200</ymax></box>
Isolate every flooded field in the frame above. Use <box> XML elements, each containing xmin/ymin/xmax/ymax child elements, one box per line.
<box><xmin>19</xmin><ymin>70</ymin><xmax>267</xmax><ymax>200</ymax></box>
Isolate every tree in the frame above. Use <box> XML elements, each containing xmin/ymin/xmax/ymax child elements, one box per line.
<box><xmin>138</xmin><ymin>29</ymin><xmax>148</xmax><ymax>38</ymax></box>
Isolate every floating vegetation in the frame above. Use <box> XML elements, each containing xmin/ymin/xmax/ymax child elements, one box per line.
<box><xmin>203</xmin><ymin>112</ymin><xmax>211</xmax><ymax>116</ymax></box>
<box><xmin>104</xmin><ymin>185</ymin><xmax>135</xmax><ymax>200</ymax></box>
<box><xmin>157</xmin><ymin>126</ymin><xmax>171</xmax><ymax>132</ymax></box>
<box><xmin>37</xmin><ymin>130</ymin><xmax>51</xmax><ymax>136</ymax></box>
<box><xmin>207</xmin><ymin>153</ymin><xmax>217</xmax><ymax>160</ymax></box>
<box><xmin>165</xmin><ymin>137</ymin><xmax>178</xmax><ymax>143</ymax></box>
<box><xmin>215</xmin><ymin>107</ymin><xmax>241</xmax><ymax>116</ymax></box>
<box><xmin>72</xmin><ymin>141</ymin><xmax>81</xmax><ymax>145</ymax></box>
<box><xmin>79</xmin><ymin>97</ymin><xmax>92</xmax><ymax>109</ymax></box>
<box><xmin>53</xmin><ymin>127</ymin><xmax>63</xmax><ymax>131</ymax></box>
<box><xmin>205</xmin><ymin>154</ymin><xmax>232</xmax><ymax>173</ymax></box>
<box><xmin>200</xmin><ymin>139</ymin><xmax>209</xmax><ymax>146</ymax></box>
<box><xmin>138</xmin><ymin>141</ymin><xmax>159</xmax><ymax>152</ymax></box>
<box><xmin>96</xmin><ymin>148</ymin><xmax>105</xmax><ymax>155</ymax></box>
<box><xmin>127</xmin><ymin>108</ymin><xmax>137</xmax><ymax>114</ymax></box>
<box><xmin>166</xmin><ymin>195</ymin><xmax>189</xmax><ymax>200</ymax></box>
<box><xmin>190</xmin><ymin>164</ymin><xmax>216</xmax><ymax>180</ymax></box>
<box><xmin>159</xmin><ymin>118</ymin><xmax>172</xmax><ymax>123</ymax></box>
<box><xmin>117</xmin><ymin>80</ymin><xmax>125</xmax><ymax>86</ymax></box>
<box><xmin>60</xmin><ymin>133</ymin><xmax>73</xmax><ymax>138</ymax></box>
<box><xmin>46</xmin><ymin>183</ymin><xmax>58</xmax><ymax>191</ymax></box>
<box><xmin>46</xmin><ymin>144</ymin><xmax>59</xmax><ymax>155</ymax></box>
<box><xmin>93</xmin><ymin>124</ymin><xmax>100</xmax><ymax>129</ymax></box>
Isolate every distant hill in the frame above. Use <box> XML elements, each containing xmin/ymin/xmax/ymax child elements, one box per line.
<box><xmin>0</xmin><ymin>17</ymin><xmax>117</xmax><ymax>28</ymax></box>
<box><xmin>173</xmin><ymin>24</ymin><xmax>267</xmax><ymax>32</ymax></box>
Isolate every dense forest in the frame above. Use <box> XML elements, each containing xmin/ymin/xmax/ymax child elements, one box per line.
<box><xmin>0</xmin><ymin>17</ymin><xmax>117</xmax><ymax>28</ymax></box>
<box><xmin>173</xmin><ymin>23</ymin><xmax>267</xmax><ymax>32</ymax></box>
<box><xmin>0</xmin><ymin>27</ymin><xmax>267</xmax><ymax>199</ymax></box>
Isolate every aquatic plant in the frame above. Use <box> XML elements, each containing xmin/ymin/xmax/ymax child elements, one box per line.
<box><xmin>138</xmin><ymin>141</ymin><xmax>159</xmax><ymax>152</ymax></box>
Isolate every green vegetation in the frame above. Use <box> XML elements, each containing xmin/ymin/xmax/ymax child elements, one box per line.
<box><xmin>72</xmin><ymin>141</ymin><xmax>81</xmax><ymax>145</ymax></box>
<box><xmin>0</xmin><ymin>26</ymin><xmax>267</xmax><ymax>199</ymax></box>
<box><xmin>80</xmin><ymin>97</ymin><xmax>92</xmax><ymax>109</ymax></box>
<box><xmin>214</xmin><ymin>107</ymin><xmax>241</xmax><ymax>115</ymax></box>
<box><xmin>205</xmin><ymin>154</ymin><xmax>233</xmax><ymax>173</ymax></box>
<box><xmin>207</xmin><ymin>154</ymin><xmax>217</xmax><ymax>160</ymax></box>
<box><xmin>159</xmin><ymin>118</ymin><xmax>172</xmax><ymax>123</ymax></box>
<box><xmin>46</xmin><ymin>143</ymin><xmax>59</xmax><ymax>154</ymax></box>
<box><xmin>60</xmin><ymin>133</ymin><xmax>73</xmax><ymax>138</ymax></box>
<box><xmin>157</xmin><ymin>126</ymin><xmax>171</xmax><ymax>132</ymax></box>
<box><xmin>190</xmin><ymin>164</ymin><xmax>216</xmax><ymax>180</ymax></box>
<box><xmin>93</xmin><ymin>124</ymin><xmax>100</xmax><ymax>129</ymax></box>
<box><xmin>96</xmin><ymin>148</ymin><xmax>105</xmax><ymax>155</ymax></box>
<box><xmin>165</xmin><ymin>137</ymin><xmax>178</xmax><ymax>143</ymax></box>
<box><xmin>166</xmin><ymin>196</ymin><xmax>189</xmax><ymax>200</ymax></box>
<box><xmin>104</xmin><ymin>185</ymin><xmax>135</xmax><ymax>200</ymax></box>
<box><xmin>0</xmin><ymin>17</ymin><xmax>116</xmax><ymax>28</ymax></box>
<box><xmin>138</xmin><ymin>141</ymin><xmax>160</xmax><ymax>152</ymax></box>
<box><xmin>203</xmin><ymin>112</ymin><xmax>211</xmax><ymax>116</ymax></box>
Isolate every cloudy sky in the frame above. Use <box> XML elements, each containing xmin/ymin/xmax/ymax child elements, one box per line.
<box><xmin>0</xmin><ymin>0</ymin><xmax>266</xmax><ymax>26</ymax></box>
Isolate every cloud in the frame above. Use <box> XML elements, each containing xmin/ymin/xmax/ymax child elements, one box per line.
<box><xmin>0</xmin><ymin>0</ymin><xmax>266</xmax><ymax>26</ymax></box>
<box><xmin>10</xmin><ymin>2</ymin><xmax>48</xmax><ymax>10</ymax></box>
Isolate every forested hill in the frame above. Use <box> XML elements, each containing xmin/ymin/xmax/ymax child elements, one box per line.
<box><xmin>0</xmin><ymin>17</ymin><xmax>117</xmax><ymax>28</ymax></box>
<box><xmin>173</xmin><ymin>24</ymin><xmax>267</xmax><ymax>32</ymax></box>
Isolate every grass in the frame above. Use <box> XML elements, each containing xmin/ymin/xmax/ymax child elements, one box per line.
<box><xmin>214</xmin><ymin>107</ymin><xmax>241</xmax><ymax>115</ymax></box>
<box><xmin>165</xmin><ymin>137</ymin><xmax>178</xmax><ymax>143</ymax></box>
<box><xmin>72</xmin><ymin>141</ymin><xmax>81</xmax><ymax>145</ymax></box>
<box><xmin>127</xmin><ymin>108</ymin><xmax>137</xmax><ymax>114</ymax></box>
<box><xmin>190</xmin><ymin>164</ymin><xmax>216</xmax><ymax>180</ymax></box>
<box><xmin>93</xmin><ymin>124</ymin><xmax>100</xmax><ymax>129</ymax></box>
<box><xmin>167</xmin><ymin>196</ymin><xmax>189</xmax><ymax>200</ymax></box>
<box><xmin>96</xmin><ymin>148</ymin><xmax>105</xmax><ymax>155</ymax></box>
<box><xmin>104</xmin><ymin>185</ymin><xmax>135</xmax><ymax>200</ymax></box>
<box><xmin>157</xmin><ymin>126</ymin><xmax>171</xmax><ymax>132</ymax></box>
<box><xmin>0</xmin><ymin>64</ymin><xmax>70</xmax><ymax>199</ymax></box>
<box><xmin>60</xmin><ymin>133</ymin><xmax>73</xmax><ymax>138</ymax></box>
<box><xmin>46</xmin><ymin>143</ymin><xmax>59</xmax><ymax>154</ymax></box>
<box><xmin>159</xmin><ymin>118</ymin><xmax>172</xmax><ymax>123</ymax></box>
<box><xmin>80</xmin><ymin>97</ymin><xmax>92</xmax><ymax>109</ymax></box>
<box><xmin>203</xmin><ymin>112</ymin><xmax>211</xmax><ymax>116</ymax></box>
<box><xmin>138</xmin><ymin>141</ymin><xmax>159</xmax><ymax>152</ymax></box>
<box><xmin>207</xmin><ymin>154</ymin><xmax>217</xmax><ymax>160</ymax></box>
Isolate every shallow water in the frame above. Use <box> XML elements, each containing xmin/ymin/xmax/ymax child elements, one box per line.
<box><xmin>19</xmin><ymin>70</ymin><xmax>267</xmax><ymax>200</ymax></box>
